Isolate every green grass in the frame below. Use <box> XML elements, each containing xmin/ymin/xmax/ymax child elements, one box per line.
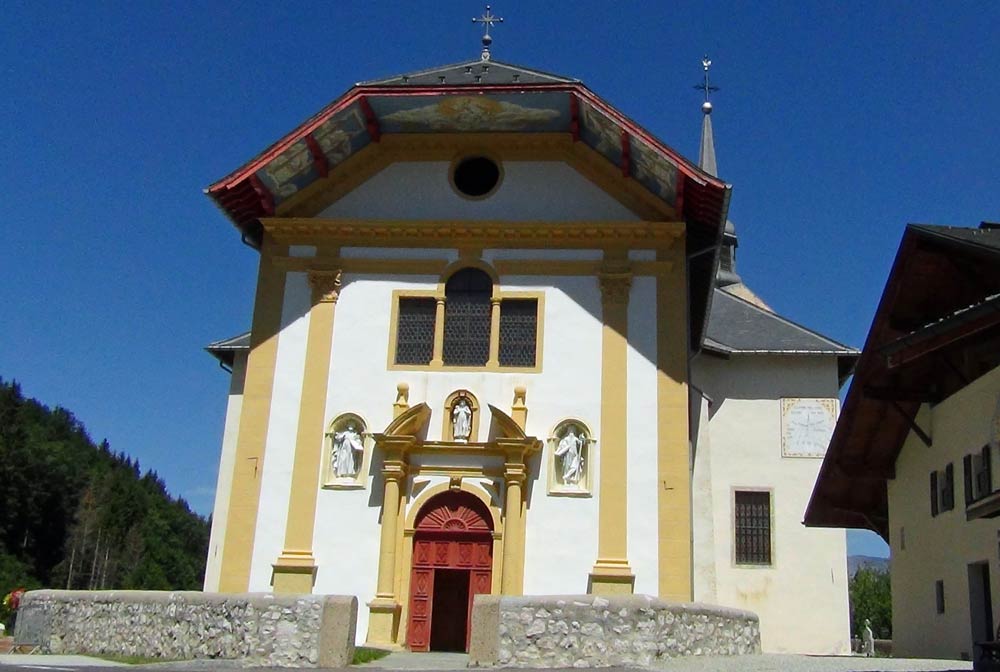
<box><xmin>352</xmin><ymin>646</ymin><xmax>391</xmax><ymax>664</ymax></box>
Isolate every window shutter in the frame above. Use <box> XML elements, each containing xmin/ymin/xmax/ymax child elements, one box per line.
<box><xmin>930</xmin><ymin>471</ymin><xmax>939</xmax><ymax>517</ymax></box>
<box><xmin>965</xmin><ymin>454</ymin><xmax>975</xmax><ymax>505</ymax></box>
<box><xmin>943</xmin><ymin>463</ymin><xmax>954</xmax><ymax>511</ymax></box>
<box><xmin>983</xmin><ymin>445</ymin><xmax>993</xmax><ymax>496</ymax></box>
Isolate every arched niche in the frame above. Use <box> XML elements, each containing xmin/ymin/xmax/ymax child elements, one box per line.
<box><xmin>443</xmin><ymin>390</ymin><xmax>481</xmax><ymax>443</ymax></box>
<box><xmin>547</xmin><ymin>418</ymin><xmax>594</xmax><ymax>496</ymax></box>
<box><xmin>323</xmin><ymin>412</ymin><xmax>370</xmax><ymax>489</ymax></box>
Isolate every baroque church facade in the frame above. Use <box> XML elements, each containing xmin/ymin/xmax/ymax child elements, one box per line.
<box><xmin>203</xmin><ymin>51</ymin><xmax>857</xmax><ymax>654</ymax></box>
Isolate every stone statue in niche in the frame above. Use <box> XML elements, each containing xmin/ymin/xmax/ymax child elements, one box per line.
<box><xmin>554</xmin><ymin>424</ymin><xmax>586</xmax><ymax>485</ymax></box>
<box><xmin>452</xmin><ymin>398</ymin><xmax>472</xmax><ymax>443</ymax></box>
<box><xmin>332</xmin><ymin>421</ymin><xmax>364</xmax><ymax>478</ymax></box>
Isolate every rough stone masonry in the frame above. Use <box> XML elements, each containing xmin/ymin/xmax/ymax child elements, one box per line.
<box><xmin>469</xmin><ymin>594</ymin><xmax>761</xmax><ymax>668</ymax></box>
<box><xmin>15</xmin><ymin>590</ymin><xmax>357</xmax><ymax>667</ymax></box>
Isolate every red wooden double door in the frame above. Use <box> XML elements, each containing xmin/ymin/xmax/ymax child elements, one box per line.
<box><xmin>407</xmin><ymin>491</ymin><xmax>493</xmax><ymax>652</ymax></box>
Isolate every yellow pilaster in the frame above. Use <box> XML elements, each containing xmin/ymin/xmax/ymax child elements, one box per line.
<box><xmin>589</xmin><ymin>267</ymin><xmax>635</xmax><ymax>595</ymax></box>
<box><xmin>501</xmin><ymin>457</ymin><xmax>526</xmax><ymax>595</ymax></box>
<box><xmin>657</xmin><ymin>245</ymin><xmax>692</xmax><ymax>600</ymax></box>
<box><xmin>218</xmin><ymin>236</ymin><xmax>288</xmax><ymax>593</ymax></box>
<box><xmin>430</xmin><ymin>298</ymin><xmax>445</xmax><ymax>365</ymax></box>
<box><xmin>367</xmin><ymin>443</ymin><xmax>409</xmax><ymax>646</ymax></box>
<box><xmin>273</xmin><ymin>269</ymin><xmax>343</xmax><ymax>593</ymax></box>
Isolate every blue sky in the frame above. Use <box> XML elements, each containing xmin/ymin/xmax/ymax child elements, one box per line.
<box><xmin>3</xmin><ymin>2</ymin><xmax>998</xmax><ymax>559</ymax></box>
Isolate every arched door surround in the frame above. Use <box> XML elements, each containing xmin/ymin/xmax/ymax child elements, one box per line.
<box><xmin>406</xmin><ymin>490</ymin><xmax>494</xmax><ymax>652</ymax></box>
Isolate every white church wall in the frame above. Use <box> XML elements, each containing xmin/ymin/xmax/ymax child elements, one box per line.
<box><xmin>318</xmin><ymin>161</ymin><xmax>641</xmax><ymax>222</ymax></box>
<box><xmin>888</xmin><ymin>364</ymin><xmax>1000</xmax><ymax>660</ymax></box>
<box><xmin>626</xmin><ymin>276</ymin><xmax>660</xmax><ymax>595</ymax></box>
<box><xmin>690</xmin><ymin>389</ymin><xmax>717</xmax><ymax>603</ymax></box>
<box><xmin>204</xmin><ymin>352</ymin><xmax>247</xmax><ymax>592</ymax></box>
<box><xmin>694</xmin><ymin>354</ymin><xmax>850</xmax><ymax>654</ymax></box>
<box><xmin>247</xmin><ymin>272</ymin><xmax>312</xmax><ymax>591</ymax></box>
<box><xmin>482</xmin><ymin>249</ymin><xmax>603</xmax><ymax>262</ymax></box>
<box><xmin>305</xmin><ymin>272</ymin><xmax>605</xmax><ymax>633</ymax></box>
<box><xmin>340</xmin><ymin>247</ymin><xmax>459</xmax><ymax>261</ymax></box>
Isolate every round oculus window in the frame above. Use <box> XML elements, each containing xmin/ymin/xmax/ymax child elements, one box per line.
<box><xmin>452</xmin><ymin>156</ymin><xmax>501</xmax><ymax>198</ymax></box>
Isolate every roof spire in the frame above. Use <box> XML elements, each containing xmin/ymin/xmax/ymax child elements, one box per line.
<box><xmin>694</xmin><ymin>56</ymin><xmax>719</xmax><ymax>176</ymax></box>
<box><xmin>694</xmin><ymin>56</ymin><xmax>741</xmax><ymax>287</ymax></box>
<box><xmin>472</xmin><ymin>5</ymin><xmax>503</xmax><ymax>61</ymax></box>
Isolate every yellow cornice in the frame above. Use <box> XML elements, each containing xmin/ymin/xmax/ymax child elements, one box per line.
<box><xmin>273</xmin><ymin>133</ymin><xmax>678</xmax><ymax>222</ymax></box>
<box><xmin>261</xmin><ymin>217</ymin><xmax>685</xmax><ymax>248</ymax></box>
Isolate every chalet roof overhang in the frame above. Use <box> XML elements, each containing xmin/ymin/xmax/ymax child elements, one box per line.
<box><xmin>205</xmin><ymin>63</ymin><xmax>732</xmax><ymax>348</ymax></box>
<box><xmin>804</xmin><ymin>224</ymin><xmax>1000</xmax><ymax>539</ymax></box>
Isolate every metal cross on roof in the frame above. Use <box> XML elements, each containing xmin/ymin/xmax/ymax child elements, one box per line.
<box><xmin>472</xmin><ymin>5</ymin><xmax>503</xmax><ymax>61</ymax></box>
<box><xmin>694</xmin><ymin>56</ymin><xmax>720</xmax><ymax>111</ymax></box>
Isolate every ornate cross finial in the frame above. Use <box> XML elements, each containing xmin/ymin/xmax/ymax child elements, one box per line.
<box><xmin>694</xmin><ymin>55</ymin><xmax>720</xmax><ymax>114</ymax></box>
<box><xmin>472</xmin><ymin>5</ymin><xmax>503</xmax><ymax>61</ymax></box>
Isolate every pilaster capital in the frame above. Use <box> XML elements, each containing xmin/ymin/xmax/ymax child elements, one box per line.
<box><xmin>504</xmin><ymin>461</ymin><xmax>528</xmax><ymax>485</ymax></box>
<box><xmin>382</xmin><ymin>459</ymin><xmax>408</xmax><ymax>483</ymax></box>
<box><xmin>599</xmin><ymin>269</ymin><xmax>633</xmax><ymax>305</ymax></box>
<box><xmin>308</xmin><ymin>269</ymin><xmax>343</xmax><ymax>303</ymax></box>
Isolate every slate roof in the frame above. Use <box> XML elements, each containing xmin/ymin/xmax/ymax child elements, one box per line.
<box><xmin>908</xmin><ymin>223</ymin><xmax>1000</xmax><ymax>252</ymax></box>
<box><xmin>205</xmin><ymin>331</ymin><xmax>250</xmax><ymax>368</ymax></box>
<box><xmin>359</xmin><ymin>59</ymin><xmax>579</xmax><ymax>87</ymax></box>
<box><xmin>704</xmin><ymin>288</ymin><xmax>857</xmax><ymax>355</ymax></box>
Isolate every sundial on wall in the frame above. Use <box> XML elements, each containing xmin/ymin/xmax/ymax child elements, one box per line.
<box><xmin>781</xmin><ymin>398</ymin><xmax>838</xmax><ymax>458</ymax></box>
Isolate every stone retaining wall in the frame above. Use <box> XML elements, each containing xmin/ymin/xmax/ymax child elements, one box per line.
<box><xmin>15</xmin><ymin>590</ymin><xmax>357</xmax><ymax>667</ymax></box>
<box><xmin>469</xmin><ymin>594</ymin><xmax>760</xmax><ymax>668</ymax></box>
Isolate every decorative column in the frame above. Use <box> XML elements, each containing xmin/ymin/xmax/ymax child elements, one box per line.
<box><xmin>501</xmin><ymin>454</ymin><xmax>527</xmax><ymax>595</ymax></box>
<box><xmin>487</xmin><ymin>297</ymin><xmax>502</xmax><ymax>367</ymax></box>
<box><xmin>272</xmin><ymin>269</ymin><xmax>342</xmax><ymax>594</ymax></box>
<box><xmin>367</xmin><ymin>440</ymin><xmax>410</xmax><ymax>646</ymax></box>
<box><xmin>589</xmin><ymin>268</ymin><xmax>635</xmax><ymax>594</ymax></box>
<box><xmin>430</xmin><ymin>298</ymin><xmax>446</xmax><ymax>366</ymax></box>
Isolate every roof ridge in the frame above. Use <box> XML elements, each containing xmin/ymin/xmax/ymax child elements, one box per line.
<box><xmin>358</xmin><ymin>59</ymin><xmax>580</xmax><ymax>86</ymax></box>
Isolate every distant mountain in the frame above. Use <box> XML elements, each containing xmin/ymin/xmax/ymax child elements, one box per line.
<box><xmin>0</xmin><ymin>379</ymin><xmax>209</xmax><ymax>595</ymax></box>
<box><xmin>848</xmin><ymin>555</ymin><xmax>890</xmax><ymax>575</ymax></box>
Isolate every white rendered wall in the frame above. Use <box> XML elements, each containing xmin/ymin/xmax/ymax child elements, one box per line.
<box><xmin>626</xmin><ymin>276</ymin><xmax>660</xmax><ymax>595</ymax></box>
<box><xmin>690</xmin><ymin>388</ymin><xmax>717</xmax><ymax>602</ymax></box>
<box><xmin>303</xmin><ymin>266</ymin><xmax>611</xmax><ymax>639</ymax></box>
<box><xmin>693</xmin><ymin>354</ymin><xmax>850</xmax><ymax>654</ymax></box>
<box><xmin>319</xmin><ymin>162</ymin><xmax>640</xmax><ymax>222</ymax></box>
<box><xmin>889</xmin><ymin>364</ymin><xmax>1000</xmax><ymax>660</ymax></box>
<box><xmin>247</xmin><ymin>273</ymin><xmax>312</xmax><ymax>591</ymax></box>
<box><xmin>204</xmin><ymin>352</ymin><xmax>247</xmax><ymax>591</ymax></box>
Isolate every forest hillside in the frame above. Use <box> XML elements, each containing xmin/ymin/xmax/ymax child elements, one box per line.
<box><xmin>0</xmin><ymin>379</ymin><xmax>209</xmax><ymax>593</ymax></box>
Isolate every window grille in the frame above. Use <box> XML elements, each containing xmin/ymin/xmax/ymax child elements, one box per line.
<box><xmin>395</xmin><ymin>297</ymin><xmax>436</xmax><ymax>365</ymax></box>
<box><xmin>734</xmin><ymin>491</ymin><xmax>771</xmax><ymax>565</ymax></box>
<box><xmin>498</xmin><ymin>299</ymin><xmax>538</xmax><ymax>367</ymax></box>
<box><xmin>442</xmin><ymin>269</ymin><xmax>492</xmax><ymax>366</ymax></box>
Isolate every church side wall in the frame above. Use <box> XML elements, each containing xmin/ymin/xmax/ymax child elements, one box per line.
<box><xmin>248</xmin><ymin>273</ymin><xmax>312</xmax><ymax>590</ymax></box>
<box><xmin>204</xmin><ymin>352</ymin><xmax>247</xmax><ymax>592</ymax></box>
<box><xmin>318</xmin><ymin>161</ymin><xmax>641</xmax><ymax>222</ymax></box>
<box><xmin>888</xmin><ymin>364</ymin><xmax>1000</xmax><ymax>660</ymax></box>
<box><xmin>690</xmin><ymin>388</ymin><xmax>717</xmax><ymax>603</ymax></box>
<box><xmin>694</xmin><ymin>354</ymin><xmax>850</xmax><ymax>654</ymax></box>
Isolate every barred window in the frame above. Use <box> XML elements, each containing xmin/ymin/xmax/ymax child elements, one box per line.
<box><xmin>395</xmin><ymin>297</ymin><xmax>436</xmax><ymax>365</ymax></box>
<box><xmin>442</xmin><ymin>268</ymin><xmax>492</xmax><ymax>366</ymax></box>
<box><xmin>734</xmin><ymin>491</ymin><xmax>771</xmax><ymax>565</ymax></box>
<box><xmin>499</xmin><ymin>299</ymin><xmax>538</xmax><ymax>367</ymax></box>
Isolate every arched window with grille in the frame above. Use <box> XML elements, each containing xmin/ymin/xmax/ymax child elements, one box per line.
<box><xmin>442</xmin><ymin>268</ymin><xmax>493</xmax><ymax>366</ymax></box>
<box><xmin>390</xmin><ymin>264</ymin><xmax>542</xmax><ymax>371</ymax></box>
